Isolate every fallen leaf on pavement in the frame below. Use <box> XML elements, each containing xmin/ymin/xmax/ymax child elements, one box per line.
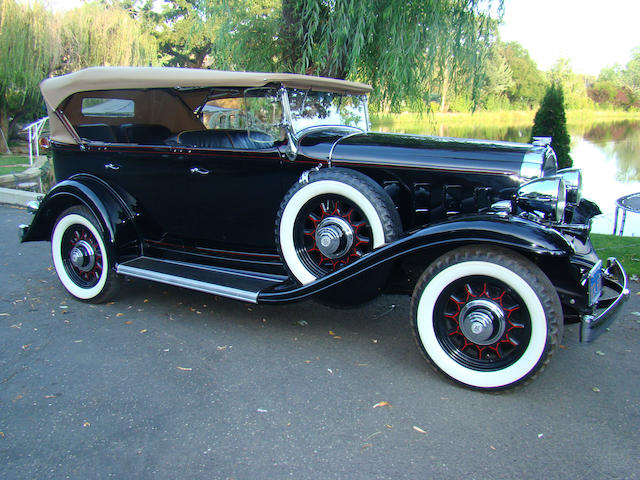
<box><xmin>595</xmin><ymin>350</ymin><xmax>605</xmax><ymax>356</ymax></box>
<box><xmin>413</xmin><ymin>426</ymin><xmax>427</xmax><ymax>434</ymax></box>
<box><xmin>83</xmin><ymin>422</ymin><xmax>90</xmax><ymax>427</ymax></box>
<box><xmin>143</xmin><ymin>299</ymin><xmax>149</xmax><ymax>303</ymax></box>
<box><xmin>373</xmin><ymin>401</ymin><xmax>391</xmax><ymax>409</ymax></box>
<box><xmin>592</xmin><ymin>386</ymin><xmax>601</xmax><ymax>392</ymax></box>
<box><xmin>139</xmin><ymin>329</ymin><xmax>147</xmax><ymax>333</ymax></box>
<box><xmin>116</xmin><ymin>313</ymin><xmax>124</xmax><ymax>317</ymax></box>
<box><xmin>177</xmin><ymin>366</ymin><xmax>192</xmax><ymax>371</ymax></box>
<box><xmin>124</xmin><ymin>321</ymin><xmax>133</xmax><ymax>325</ymax></box>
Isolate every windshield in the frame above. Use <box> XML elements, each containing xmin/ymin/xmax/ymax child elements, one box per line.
<box><xmin>287</xmin><ymin>89</ymin><xmax>368</xmax><ymax>135</ymax></box>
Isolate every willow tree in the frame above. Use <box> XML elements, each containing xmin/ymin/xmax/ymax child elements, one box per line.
<box><xmin>59</xmin><ymin>2</ymin><xmax>158</xmax><ymax>73</ymax></box>
<box><xmin>0</xmin><ymin>0</ymin><xmax>60</xmax><ymax>153</ymax></box>
<box><xmin>278</xmin><ymin>0</ymin><xmax>503</xmax><ymax>111</ymax></box>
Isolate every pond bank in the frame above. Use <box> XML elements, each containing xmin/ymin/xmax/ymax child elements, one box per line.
<box><xmin>371</xmin><ymin>110</ymin><xmax>640</xmax><ymax>138</ymax></box>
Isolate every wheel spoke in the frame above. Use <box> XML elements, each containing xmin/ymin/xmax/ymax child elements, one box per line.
<box><xmin>433</xmin><ymin>276</ymin><xmax>532</xmax><ymax>372</ymax></box>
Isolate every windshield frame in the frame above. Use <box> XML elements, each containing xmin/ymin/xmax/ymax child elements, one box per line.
<box><xmin>281</xmin><ymin>87</ymin><xmax>370</xmax><ymax>139</ymax></box>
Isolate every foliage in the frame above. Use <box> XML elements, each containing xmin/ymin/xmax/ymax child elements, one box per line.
<box><xmin>0</xmin><ymin>0</ymin><xmax>60</xmax><ymax>152</ymax></box>
<box><xmin>59</xmin><ymin>2</ymin><xmax>158</xmax><ymax>72</ymax></box>
<box><xmin>547</xmin><ymin>59</ymin><xmax>593</xmax><ymax>109</ymax></box>
<box><xmin>530</xmin><ymin>83</ymin><xmax>572</xmax><ymax>168</ymax></box>
<box><xmin>620</xmin><ymin>47</ymin><xmax>640</xmax><ymax>104</ymax></box>
<box><xmin>499</xmin><ymin>42</ymin><xmax>546</xmax><ymax>108</ymax></box>
<box><xmin>279</xmin><ymin>0</ymin><xmax>503</xmax><ymax>112</ymax></box>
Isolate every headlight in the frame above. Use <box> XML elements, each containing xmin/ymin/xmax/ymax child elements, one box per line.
<box><xmin>557</xmin><ymin>168</ymin><xmax>582</xmax><ymax>204</ymax></box>
<box><xmin>516</xmin><ymin>176</ymin><xmax>567</xmax><ymax>222</ymax></box>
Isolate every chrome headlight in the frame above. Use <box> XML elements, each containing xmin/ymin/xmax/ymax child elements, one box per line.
<box><xmin>516</xmin><ymin>176</ymin><xmax>567</xmax><ymax>222</ymax></box>
<box><xmin>557</xmin><ymin>168</ymin><xmax>582</xmax><ymax>204</ymax></box>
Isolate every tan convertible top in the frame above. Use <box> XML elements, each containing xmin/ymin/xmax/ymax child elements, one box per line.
<box><xmin>40</xmin><ymin>66</ymin><xmax>373</xmax><ymax>110</ymax></box>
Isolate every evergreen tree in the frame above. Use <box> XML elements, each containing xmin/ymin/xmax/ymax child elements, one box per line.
<box><xmin>531</xmin><ymin>83</ymin><xmax>572</xmax><ymax>169</ymax></box>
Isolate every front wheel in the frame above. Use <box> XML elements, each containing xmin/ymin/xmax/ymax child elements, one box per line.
<box><xmin>410</xmin><ymin>246</ymin><xmax>563</xmax><ymax>390</ymax></box>
<box><xmin>51</xmin><ymin>206</ymin><xmax>120</xmax><ymax>303</ymax></box>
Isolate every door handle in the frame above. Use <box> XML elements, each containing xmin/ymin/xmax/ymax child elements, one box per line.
<box><xmin>189</xmin><ymin>167</ymin><xmax>210</xmax><ymax>175</ymax></box>
<box><xmin>105</xmin><ymin>163</ymin><xmax>120</xmax><ymax>170</ymax></box>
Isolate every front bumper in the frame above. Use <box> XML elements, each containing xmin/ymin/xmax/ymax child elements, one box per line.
<box><xmin>580</xmin><ymin>257</ymin><xmax>629</xmax><ymax>342</ymax></box>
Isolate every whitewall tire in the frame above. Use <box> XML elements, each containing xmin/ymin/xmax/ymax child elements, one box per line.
<box><xmin>410</xmin><ymin>246</ymin><xmax>563</xmax><ymax>390</ymax></box>
<box><xmin>51</xmin><ymin>206</ymin><xmax>120</xmax><ymax>303</ymax></box>
<box><xmin>276</xmin><ymin>168</ymin><xmax>401</xmax><ymax>285</ymax></box>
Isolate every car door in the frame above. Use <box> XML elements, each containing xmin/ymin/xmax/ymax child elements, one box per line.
<box><xmin>180</xmin><ymin>144</ymin><xmax>284</xmax><ymax>251</ymax></box>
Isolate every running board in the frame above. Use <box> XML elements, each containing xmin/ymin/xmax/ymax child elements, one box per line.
<box><xmin>116</xmin><ymin>257</ymin><xmax>288</xmax><ymax>303</ymax></box>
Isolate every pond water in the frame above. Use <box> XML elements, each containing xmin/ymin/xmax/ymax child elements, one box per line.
<box><xmin>371</xmin><ymin>117</ymin><xmax>640</xmax><ymax>237</ymax></box>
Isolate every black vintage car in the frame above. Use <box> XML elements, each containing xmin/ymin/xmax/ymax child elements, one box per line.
<box><xmin>20</xmin><ymin>66</ymin><xmax>628</xmax><ymax>390</ymax></box>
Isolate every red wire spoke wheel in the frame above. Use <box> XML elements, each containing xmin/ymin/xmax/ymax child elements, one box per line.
<box><xmin>410</xmin><ymin>246</ymin><xmax>563</xmax><ymax>390</ymax></box>
<box><xmin>277</xmin><ymin>168</ymin><xmax>401</xmax><ymax>285</ymax></box>
<box><xmin>51</xmin><ymin>206</ymin><xmax>120</xmax><ymax>303</ymax></box>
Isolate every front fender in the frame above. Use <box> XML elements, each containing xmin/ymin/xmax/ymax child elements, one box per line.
<box><xmin>258</xmin><ymin>214</ymin><xmax>573</xmax><ymax>303</ymax></box>
<box><xmin>20</xmin><ymin>174</ymin><xmax>141</xmax><ymax>261</ymax></box>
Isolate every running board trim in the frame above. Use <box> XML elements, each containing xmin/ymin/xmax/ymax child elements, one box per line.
<box><xmin>116</xmin><ymin>263</ymin><xmax>259</xmax><ymax>303</ymax></box>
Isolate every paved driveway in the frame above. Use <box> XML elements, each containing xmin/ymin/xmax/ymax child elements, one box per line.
<box><xmin>1</xmin><ymin>204</ymin><xmax>638</xmax><ymax>479</ymax></box>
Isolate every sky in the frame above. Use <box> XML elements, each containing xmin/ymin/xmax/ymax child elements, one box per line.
<box><xmin>43</xmin><ymin>0</ymin><xmax>640</xmax><ymax>77</ymax></box>
<box><xmin>499</xmin><ymin>0</ymin><xmax>640</xmax><ymax>76</ymax></box>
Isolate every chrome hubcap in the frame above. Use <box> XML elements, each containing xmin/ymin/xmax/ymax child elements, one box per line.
<box><xmin>315</xmin><ymin>217</ymin><xmax>354</xmax><ymax>259</ymax></box>
<box><xmin>459</xmin><ymin>299</ymin><xmax>506</xmax><ymax>345</ymax></box>
<box><xmin>69</xmin><ymin>240</ymin><xmax>96</xmax><ymax>273</ymax></box>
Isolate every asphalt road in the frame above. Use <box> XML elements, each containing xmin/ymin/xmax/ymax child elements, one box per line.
<box><xmin>1</xmin><ymin>204</ymin><xmax>639</xmax><ymax>480</ymax></box>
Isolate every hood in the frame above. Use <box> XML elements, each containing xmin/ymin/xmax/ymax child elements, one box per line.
<box><xmin>298</xmin><ymin>130</ymin><xmax>554</xmax><ymax>178</ymax></box>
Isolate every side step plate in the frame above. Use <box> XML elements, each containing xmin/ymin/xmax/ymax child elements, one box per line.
<box><xmin>116</xmin><ymin>257</ymin><xmax>287</xmax><ymax>303</ymax></box>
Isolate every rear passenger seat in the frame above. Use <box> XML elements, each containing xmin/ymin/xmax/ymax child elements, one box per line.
<box><xmin>75</xmin><ymin>124</ymin><xmax>123</xmax><ymax>143</ymax></box>
<box><xmin>171</xmin><ymin>129</ymin><xmax>274</xmax><ymax>150</ymax></box>
<box><xmin>74</xmin><ymin>124</ymin><xmax>274</xmax><ymax>149</ymax></box>
<box><xmin>75</xmin><ymin>123</ymin><xmax>173</xmax><ymax>145</ymax></box>
<box><xmin>122</xmin><ymin>124</ymin><xmax>172</xmax><ymax>144</ymax></box>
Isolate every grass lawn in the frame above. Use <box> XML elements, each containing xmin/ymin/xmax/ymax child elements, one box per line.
<box><xmin>0</xmin><ymin>165</ymin><xmax>29</xmax><ymax>175</ymax></box>
<box><xmin>591</xmin><ymin>233</ymin><xmax>640</xmax><ymax>277</ymax></box>
<box><xmin>0</xmin><ymin>155</ymin><xmax>30</xmax><ymax>166</ymax></box>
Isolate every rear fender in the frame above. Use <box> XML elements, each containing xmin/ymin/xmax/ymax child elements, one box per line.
<box><xmin>21</xmin><ymin>174</ymin><xmax>141</xmax><ymax>261</ymax></box>
<box><xmin>258</xmin><ymin>214</ymin><xmax>574</xmax><ymax>303</ymax></box>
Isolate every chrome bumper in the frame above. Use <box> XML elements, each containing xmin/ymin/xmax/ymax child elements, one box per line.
<box><xmin>580</xmin><ymin>258</ymin><xmax>629</xmax><ymax>342</ymax></box>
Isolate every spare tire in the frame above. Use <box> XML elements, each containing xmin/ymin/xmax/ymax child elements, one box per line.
<box><xmin>276</xmin><ymin>168</ymin><xmax>401</xmax><ymax>285</ymax></box>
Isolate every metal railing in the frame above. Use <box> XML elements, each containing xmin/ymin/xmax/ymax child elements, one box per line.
<box><xmin>21</xmin><ymin>117</ymin><xmax>48</xmax><ymax>165</ymax></box>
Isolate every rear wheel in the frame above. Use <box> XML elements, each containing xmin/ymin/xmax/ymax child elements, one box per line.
<box><xmin>410</xmin><ymin>246</ymin><xmax>563</xmax><ymax>390</ymax></box>
<box><xmin>51</xmin><ymin>206</ymin><xmax>120</xmax><ymax>303</ymax></box>
<box><xmin>276</xmin><ymin>168</ymin><xmax>401</xmax><ymax>285</ymax></box>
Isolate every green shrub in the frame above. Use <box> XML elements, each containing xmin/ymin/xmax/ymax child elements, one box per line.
<box><xmin>531</xmin><ymin>83</ymin><xmax>572</xmax><ymax>168</ymax></box>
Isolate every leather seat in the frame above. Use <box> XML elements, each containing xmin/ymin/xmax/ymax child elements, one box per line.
<box><xmin>122</xmin><ymin>124</ymin><xmax>172</xmax><ymax>145</ymax></box>
<box><xmin>174</xmin><ymin>129</ymin><xmax>274</xmax><ymax>150</ymax></box>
